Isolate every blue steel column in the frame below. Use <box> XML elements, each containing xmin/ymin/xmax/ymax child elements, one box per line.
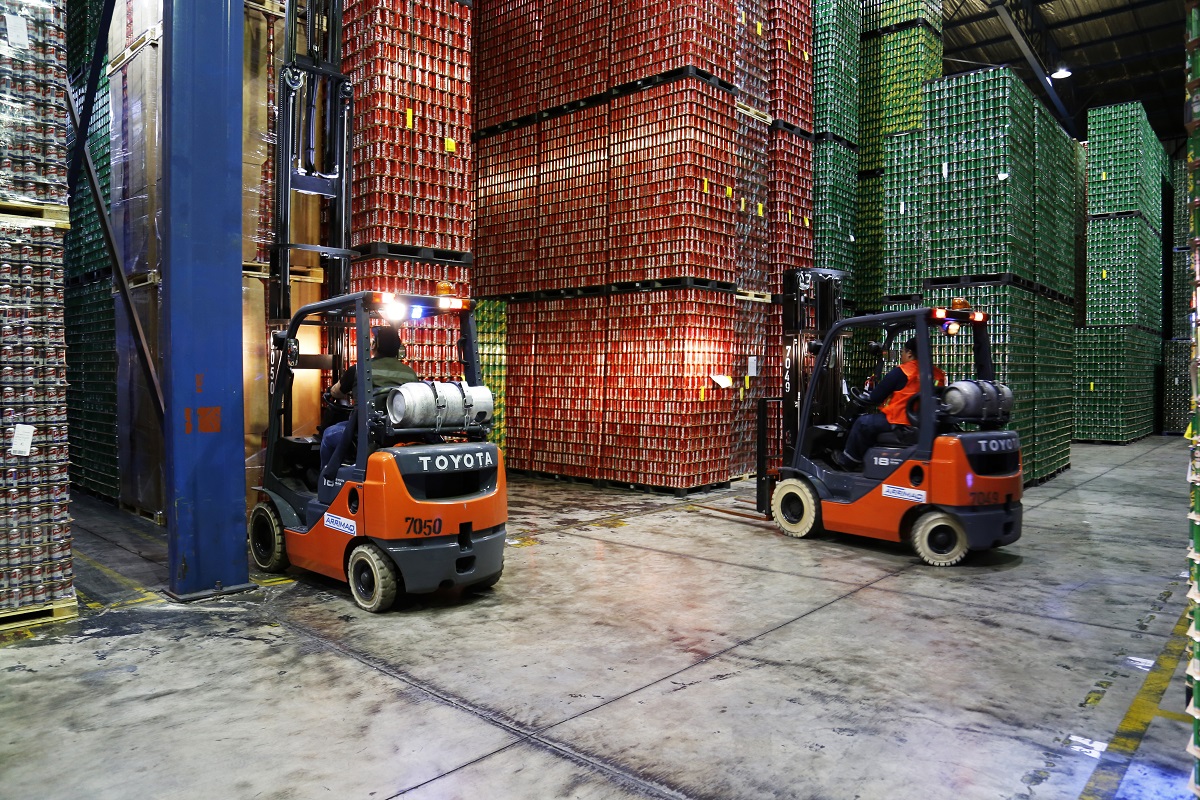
<box><xmin>161</xmin><ymin>0</ymin><xmax>251</xmax><ymax>598</ymax></box>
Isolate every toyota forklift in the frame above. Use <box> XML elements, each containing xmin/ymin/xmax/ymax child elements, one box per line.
<box><xmin>249</xmin><ymin>289</ymin><xmax>507</xmax><ymax>611</ymax></box>
<box><xmin>756</xmin><ymin>269</ymin><xmax>1023</xmax><ymax>566</ymax></box>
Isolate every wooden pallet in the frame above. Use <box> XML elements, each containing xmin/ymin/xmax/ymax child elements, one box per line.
<box><xmin>0</xmin><ymin>200</ymin><xmax>70</xmax><ymax>229</ymax></box>
<box><xmin>0</xmin><ymin>597</ymin><xmax>79</xmax><ymax>633</ymax></box>
<box><xmin>120</xmin><ymin>502</ymin><xmax>166</xmax><ymax>526</ymax></box>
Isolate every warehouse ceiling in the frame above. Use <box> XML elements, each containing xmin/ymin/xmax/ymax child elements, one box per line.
<box><xmin>942</xmin><ymin>0</ymin><xmax>1185</xmax><ymax>151</ymax></box>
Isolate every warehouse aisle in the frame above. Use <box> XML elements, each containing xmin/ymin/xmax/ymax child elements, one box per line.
<box><xmin>0</xmin><ymin>440</ymin><xmax>1192</xmax><ymax>800</ymax></box>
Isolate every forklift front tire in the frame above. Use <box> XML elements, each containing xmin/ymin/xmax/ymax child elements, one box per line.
<box><xmin>249</xmin><ymin>502</ymin><xmax>289</xmax><ymax>573</ymax></box>
<box><xmin>771</xmin><ymin>478</ymin><xmax>821</xmax><ymax>539</ymax></box>
<box><xmin>347</xmin><ymin>543</ymin><xmax>400</xmax><ymax>613</ymax></box>
<box><xmin>911</xmin><ymin>511</ymin><xmax>969</xmax><ymax>567</ymax></box>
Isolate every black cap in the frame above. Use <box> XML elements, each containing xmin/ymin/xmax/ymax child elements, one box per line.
<box><xmin>903</xmin><ymin>337</ymin><xmax>918</xmax><ymax>356</ymax></box>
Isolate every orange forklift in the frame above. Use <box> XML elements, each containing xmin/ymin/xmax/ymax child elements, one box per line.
<box><xmin>756</xmin><ymin>269</ymin><xmax>1023</xmax><ymax>566</ymax></box>
<box><xmin>249</xmin><ymin>289</ymin><xmax>507</xmax><ymax>611</ymax></box>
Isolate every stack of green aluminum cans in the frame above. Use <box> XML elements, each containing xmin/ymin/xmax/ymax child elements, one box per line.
<box><xmin>1034</xmin><ymin>105</ymin><xmax>1076</xmax><ymax>298</ymax></box>
<box><xmin>813</xmin><ymin>0</ymin><xmax>860</xmax><ymax>143</ymax></box>
<box><xmin>814</xmin><ymin>140</ymin><xmax>859</xmax><ymax>273</ymax></box>
<box><xmin>882</xmin><ymin>130</ymin><xmax>924</xmax><ymax>299</ymax></box>
<box><xmin>1162</xmin><ymin>338</ymin><xmax>1191</xmax><ymax>434</ymax></box>
<box><xmin>475</xmin><ymin>299</ymin><xmax>508</xmax><ymax>451</ymax></box>
<box><xmin>853</xmin><ymin>173</ymin><xmax>884</xmax><ymax>310</ymax></box>
<box><xmin>1073</xmin><ymin>326</ymin><xmax>1160</xmax><ymax>442</ymax></box>
<box><xmin>858</xmin><ymin>23</ymin><xmax>941</xmax><ymax>172</ymax></box>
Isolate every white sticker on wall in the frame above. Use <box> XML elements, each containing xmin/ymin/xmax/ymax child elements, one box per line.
<box><xmin>882</xmin><ymin>484</ymin><xmax>926</xmax><ymax>503</ymax></box>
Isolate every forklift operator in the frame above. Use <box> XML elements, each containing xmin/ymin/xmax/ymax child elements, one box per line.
<box><xmin>319</xmin><ymin>325</ymin><xmax>418</xmax><ymax>472</ymax></box>
<box><xmin>833</xmin><ymin>337</ymin><xmax>946</xmax><ymax>471</ymax></box>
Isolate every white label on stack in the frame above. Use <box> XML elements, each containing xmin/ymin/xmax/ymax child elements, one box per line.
<box><xmin>5</xmin><ymin>15</ymin><xmax>29</xmax><ymax>49</ymax></box>
<box><xmin>11</xmin><ymin>424</ymin><xmax>33</xmax><ymax>456</ymax></box>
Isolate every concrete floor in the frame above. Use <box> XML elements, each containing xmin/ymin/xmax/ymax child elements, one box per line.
<box><xmin>0</xmin><ymin>439</ymin><xmax>1195</xmax><ymax>800</ymax></box>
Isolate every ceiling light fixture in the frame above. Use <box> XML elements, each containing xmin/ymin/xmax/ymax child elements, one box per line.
<box><xmin>1050</xmin><ymin>62</ymin><xmax>1072</xmax><ymax>80</ymax></box>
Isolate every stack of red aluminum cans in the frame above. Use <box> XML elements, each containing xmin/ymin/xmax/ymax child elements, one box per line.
<box><xmin>609</xmin><ymin>77</ymin><xmax>738</xmax><ymax>285</ymax></box>
<box><xmin>475</xmin><ymin>126</ymin><xmax>540</xmax><ymax>296</ymax></box>
<box><xmin>767</xmin><ymin>0</ymin><xmax>814</xmax><ymax>131</ymax></box>
<box><xmin>733</xmin><ymin>112</ymin><xmax>770</xmax><ymax>293</ymax></box>
<box><xmin>735</xmin><ymin>0</ymin><xmax>771</xmax><ymax>113</ymax></box>
<box><xmin>728</xmin><ymin>301</ymin><xmax>782</xmax><ymax>475</ymax></box>
<box><xmin>538</xmin><ymin>106</ymin><xmax>609</xmax><ymax>290</ymax></box>
<box><xmin>474</xmin><ymin>0</ymin><xmax>542</xmax><ymax>130</ymax></box>
<box><xmin>539</xmin><ymin>0</ymin><xmax>610</xmax><ymax>109</ymax></box>
<box><xmin>609</xmin><ymin>0</ymin><xmax>736</xmax><ymax>88</ymax></box>
<box><xmin>0</xmin><ymin>222</ymin><xmax>73</xmax><ymax>611</ymax></box>
<box><xmin>344</xmin><ymin>0</ymin><xmax>473</xmax><ymax>254</ymax></box>
<box><xmin>768</xmin><ymin>124</ymin><xmax>814</xmax><ymax>292</ymax></box>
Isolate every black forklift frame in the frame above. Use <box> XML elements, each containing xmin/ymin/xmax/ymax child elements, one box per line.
<box><xmin>263</xmin><ymin>291</ymin><xmax>487</xmax><ymax>524</ymax></box>
<box><xmin>269</xmin><ymin>0</ymin><xmax>355</xmax><ymax>323</ymax></box>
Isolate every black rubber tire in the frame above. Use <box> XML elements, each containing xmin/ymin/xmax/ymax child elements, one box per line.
<box><xmin>911</xmin><ymin>510</ymin><xmax>969</xmax><ymax>567</ymax></box>
<box><xmin>347</xmin><ymin>543</ymin><xmax>400</xmax><ymax>613</ymax></box>
<box><xmin>248</xmin><ymin>502</ymin><xmax>289</xmax><ymax>573</ymax></box>
<box><xmin>770</xmin><ymin>477</ymin><xmax>821</xmax><ymax>539</ymax></box>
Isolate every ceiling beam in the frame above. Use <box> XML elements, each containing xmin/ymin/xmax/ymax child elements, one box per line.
<box><xmin>988</xmin><ymin>0</ymin><xmax>1076</xmax><ymax>135</ymax></box>
<box><xmin>1058</xmin><ymin>20</ymin><xmax>1180</xmax><ymax>54</ymax></box>
<box><xmin>1075</xmin><ymin>45</ymin><xmax>1185</xmax><ymax>76</ymax></box>
<box><xmin>1046</xmin><ymin>0</ymin><xmax>1167</xmax><ymax>32</ymax></box>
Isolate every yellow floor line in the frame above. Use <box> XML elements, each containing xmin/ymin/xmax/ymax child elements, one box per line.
<box><xmin>1155</xmin><ymin>709</ymin><xmax>1192</xmax><ymax>725</ymax></box>
<box><xmin>73</xmin><ymin>551</ymin><xmax>160</xmax><ymax>604</ymax></box>
<box><xmin>1078</xmin><ymin>608</ymin><xmax>1191</xmax><ymax>800</ymax></box>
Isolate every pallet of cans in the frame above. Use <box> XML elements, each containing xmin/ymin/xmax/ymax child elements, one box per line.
<box><xmin>729</xmin><ymin>300</ymin><xmax>781</xmax><ymax>476</ymax></box>
<box><xmin>344</xmin><ymin>0</ymin><xmax>473</xmax><ymax>254</ymax></box>
<box><xmin>813</xmin><ymin>138</ymin><xmax>857</xmax><ymax>273</ymax></box>
<box><xmin>766</xmin><ymin>0</ymin><xmax>813</xmax><ymax>131</ymax></box>
<box><xmin>538</xmin><ymin>104</ymin><xmax>609</xmax><ymax>290</ymax></box>
<box><xmin>882</xmin><ymin>131</ymin><xmax>923</xmax><ymax>298</ymax></box>
<box><xmin>1163</xmin><ymin>338</ymin><xmax>1191</xmax><ymax>434</ymax></box>
<box><xmin>1084</xmin><ymin>215</ymin><xmax>1162</xmax><ymax>331</ymax></box>
<box><xmin>475</xmin><ymin>299</ymin><xmax>507</xmax><ymax>450</ymax></box>
<box><xmin>1073</xmin><ymin>325</ymin><xmax>1159</xmax><ymax>443</ymax></box>
<box><xmin>609</xmin><ymin>0</ymin><xmax>737</xmax><ymax>89</ymax></box>
<box><xmin>734</xmin><ymin>0</ymin><xmax>770</xmax><ymax>112</ymax></box>
<box><xmin>608</xmin><ymin>75</ymin><xmax>738</xmax><ymax>285</ymax></box>
<box><xmin>1086</xmin><ymin>103</ymin><xmax>1167</xmax><ymax>219</ymax></box>
<box><xmin>474</xmin><ymin>0</ymin><xmax>541</xmax><ymax>130</ymax></box>
<box><xmin>923</xmin><ymin>68</ymin><xmax>1036</xmax><ymax>283</ymax></box>
<box><xmin>1033</xmin><ymin>104</ymin><xmax>1076</xmax><ymax>298</ymax></box>
<box><xmin>1175</xmin><ymin>159</ymin><xmax>1188</xmax><ymax>250</ymax></box>
<box><xmin>812</xmin><ymin>0</ymin><xmax>858</xmax><ymax>142</ymax></box>
<box><xmin>861</xmin><ymin>0</ymin><xmax>941</xmax><ymax>34</ymax></box>
<box><xmin>768</xmin><ymin>123</ymin><xmax>814</xmax><ymax>291</ymax></box>
<box><xmin>857</xmin><ymin>21</ymin><xmax>940</xmax><ymax>172</ymax></box>
<box><xmin>853</xmin><ymin>172</ymin><xmax>883</xmax><ymax>310</ymax></box>
<box><xmin>1033</xmin><ymin>293</ymin><xmax>1073</xmax><ymax>481</ymax></box>
<box><xmin>0</xmin><ymin>0</ymin><xmax>69</xmax><ymax>209</ymax></box>
<box><xmin>1174</xmin><ymin>249</ymin><xmax>1192</xmax><ymax>339</ymax></box>
<box><xmin>0</xmin><ymin>219</ymin><xmax>75</xmax><ymax>616</ymax></box>
<box><xmin>734</xmin><ymin>108</ymin><xmax>770</xmax><ymax>292</ymax></box>
<box><xmin>539</xmin><ymin>0</ymin><xmax>609</xmax><ymax>109</ymax></box>
<box><xmin>474</xmin><ymin>125</ymin><xmax>539</xmax><ymax>296</ymax></box>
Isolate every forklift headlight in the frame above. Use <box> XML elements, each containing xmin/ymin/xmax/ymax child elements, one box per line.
<box><xmin>942</xmin><ymin>320</ymin><xmax>960</xmax><ymax>335</ymax></box>
<box><xmin>382</xmin><ymin>301</ymin><xmax>407</xmax><ymax>323</ymax></box>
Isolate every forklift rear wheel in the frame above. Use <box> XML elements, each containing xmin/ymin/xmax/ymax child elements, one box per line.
<box><xmin>771</xmin><ymin>478</ymin><xmax>821</xmax><ymax>539</ymax></box>
<box><xmin>248</xmin><ymin>502</ymin><xmax>289</xmax><ymax>573</ymax></box>
<box><xmin>347</xmin><ymin>543</ymin><xmax>400</xmax><ymax>613</ymax></box>
<box><xmin>911</xmin><ymin>511</ymin><xmax>969</xmax><ymax>567</ymax></box>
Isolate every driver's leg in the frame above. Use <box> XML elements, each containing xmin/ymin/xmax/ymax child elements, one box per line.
<box><xmin>320</xmin><ymin>420</ymin><xmax>349</xmax><ymax>472</ymax></box>
<box><xmin>841</xmin><ymin>412</ymin><xmax>893</xmax><ymax>467</ymax></box>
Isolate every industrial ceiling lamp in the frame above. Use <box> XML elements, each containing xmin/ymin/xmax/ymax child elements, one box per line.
<box><xmin>1050</xmin><ymin>62</ymin><xmax>1072</xmax><ymax>80</ymax></box>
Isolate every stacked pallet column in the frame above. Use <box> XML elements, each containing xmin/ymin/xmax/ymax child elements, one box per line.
<box><xmin>1075</xmin><ymin>103</ymin><xmax>1166</xmax><ymax>444</ymax></box>
<box><xmin>811</xmin><ymin>0</ymin><xmax>857</xmax><ymax>274</ymax></box>
<box><xmin>0</xmin><ymin>0</ymin><xmax>78</xmax><ymax>621</ymax></box>
<box><xmin>1166</xmin><ymin>158</ymin><xmax>1192</xmax><ymax>435</ymax></box>
<box><xmin>64</xmin><ymin>0</ymin><xmax>118</xmax><ymax>500</ymax></box>
<box><xmin>341</xmin><ymin>0</ymin><xmax>475</xmax><ymax>393</ymax></box>
<box><xmin>856</xmin><ymin>3</ymin><xmax>941</xmax><ymax>312</ymax></box>
<box><xmin>473</xmin><ymin>0</ymin><xmax>812</xmax><ymax>489</ymax></box>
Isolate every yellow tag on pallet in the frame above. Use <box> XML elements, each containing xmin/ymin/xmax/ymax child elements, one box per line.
<box><xmin>756</xmin><ymin>21</ymin><xmax>762</xmax><ymax>36</ymax></box>
<box><xmin>700</xmin><ymin>387</ymin><xmax>706</xmax><ymax>401</ymax></box>
<box><xmin>744</xmin><ymin>375</ymin><xmax>750</xmax><ymax>389</ymax></box>
<box><xmin>787</xmin><ymin>39</ymin><xmax>792</xmax><ymax>52</ymax></box>
<box><xmin>757</xmin><ymin>202</ymin><xmax>764</xmax><ymax>217</ymax></box>
<box><xmin>1102</xmin><ymin>269</ymin><xmax>1107</xmax><ymax>280</ymax></box>
<box><xmin>445</xmin><ymin>137</ymin><xmax>457</xmax><ymax>153</ymax></box>
<box><xmin>406</xmin><ymin>108</ymin><xmax>414</xmax><ymax>128</ymax></box>
<box><xmin>804</xmin><ymin>216</ymin><xmax>810</xmax><ymax>227</ymax></box>
<box><xmin>788</xmin><ymin>209</ymin><xmax>793</xmax><ymax>222</ymax></box>
<box><xmin>1101</xmin><ymin>171</ymin><xmax>1107</xmax><ymax>180</ymax></box>
<box><xmin>740</xmin><ymin>387</ymin><xmax>745</xmax><ymax>401</ymax></box>
<box><xmin>739</xmin><ymin>10</ymin><xmax>745</xmax><ymax>24</ymax></box>
<box><xmin>703</xmin><ymin>178</ymin><xmax>709</xmax><ymax>193</ymax></box>
<box><xmin>741</xmin><ymin>198</ymin><xmax>746</xmax><ymax>211</ymax></box>
<box><xmin>726</xmin><ymin>185</ymin><xmax>733</xmax><ymax>198</ymax></box>
<box><xmin>804</xmin><ymin>50</ymin><xmax>809</xmax><ymax>61</ymax></box>
<box><xmin>1090</xmin><ymin>382</ymin><xmax>1095</xmax><ymax>391</ymax></box>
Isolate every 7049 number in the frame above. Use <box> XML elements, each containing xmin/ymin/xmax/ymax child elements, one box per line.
<box><xmin>969</xmin><ymin>491</ymin><xmax>1001</xmax><ymax>506</ymax></box>
<box><xmin>405</xmin><ymin>517</ymin><xmax>443</xmax><ymax>536</ymax></box>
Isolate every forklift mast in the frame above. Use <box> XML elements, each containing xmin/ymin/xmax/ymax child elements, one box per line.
<box><xmin>781</xmin><ymin>268</ymin><xmax>846</xmax><ymax>466</ymax></box>
<box><xmin>269</xmin><ymin>0</ymin><xmax>355</xmax><ymax>323</ymax></box>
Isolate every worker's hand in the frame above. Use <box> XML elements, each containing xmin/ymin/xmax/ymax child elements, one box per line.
<box><xmin>321</xmin><ymin>390</ymin><xmax>333</xmax><ymax>406</ymax></box>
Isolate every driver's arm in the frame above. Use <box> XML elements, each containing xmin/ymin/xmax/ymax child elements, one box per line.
<box><xmin>865</xmin><ymin>366</ymin><xmax>906</xmax><ymax>404</ymax></box>
<box><xmin>329</xmin><ymin>365</ymin><xmax>356</xmax><ymax>401</ymax></box>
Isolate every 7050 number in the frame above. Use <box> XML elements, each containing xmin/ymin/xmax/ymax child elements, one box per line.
<box><xmin>405</xmin><ymin>517</ymin><xmax>443</xmax><ymax>536</ymax></box>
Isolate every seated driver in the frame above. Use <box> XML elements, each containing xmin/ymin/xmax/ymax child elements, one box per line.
<box><xmin>319</xmin><ymin>325</ymin><xmax>417</xmax><ymax>473</ymax></box>
<box><xmin>832</xmin><ymin>337</ymin><xmax>945</xmax><ymax>471</ymax></box>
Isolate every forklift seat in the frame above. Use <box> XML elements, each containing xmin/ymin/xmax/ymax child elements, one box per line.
<box><xmin>877</xmin><ymin>426</ymin><xmax>918</xmax><ymax>447</ymax></box>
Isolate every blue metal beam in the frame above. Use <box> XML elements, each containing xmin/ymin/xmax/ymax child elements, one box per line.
<box><xmin>161</xmin><ymin>0</ymin><xmax>252</xmax><ymax>599</ymax></box>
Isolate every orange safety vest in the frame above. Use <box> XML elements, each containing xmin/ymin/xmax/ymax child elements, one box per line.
<box><xmin>881</xmin><ymin>360</ymin><xmax>947</xmax><ymax>426</ymax></box>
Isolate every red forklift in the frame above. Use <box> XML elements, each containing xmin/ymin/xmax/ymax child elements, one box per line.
<box><xmin>756</xmin><ymin>269</ymin><xmax>1023</xmax><ymax>566</ymax></box>
<box><xmin>249</xmin><ymin>289</ymin><xmax>507</xmax><ymax>611</ymax></box>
